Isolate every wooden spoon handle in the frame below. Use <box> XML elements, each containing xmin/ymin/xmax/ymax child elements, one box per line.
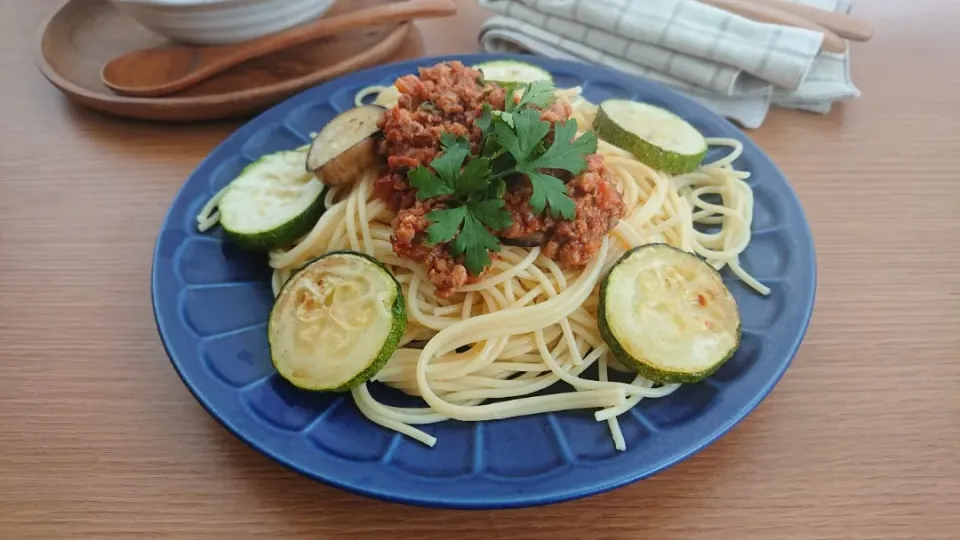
<box><xmin>698</xmin><ymin>0</ymin><xmax>847</xmax><ymax>54</ymax></box>
<box><xmin>741</xmin><ymin>0</ymin><xmax>873</xmax><ymax>41</ymax></box>
<box><xmin>107</xmin><ymin>0</ymin><xmax>456</xmax><ymax>97</ymax></box>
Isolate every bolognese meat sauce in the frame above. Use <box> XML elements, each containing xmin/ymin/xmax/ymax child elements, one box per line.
<box><xmin>375</xmin><ymin>62</ymin><xmax>505</xmax><ymax>209</ymax></box>
<box><xmin>378</xmin><ymin>61</ymin><xmax>625</xmax><ymax>298</ymax></box>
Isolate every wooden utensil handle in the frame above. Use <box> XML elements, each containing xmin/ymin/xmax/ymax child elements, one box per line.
<box><xmin>742</xmin><ymin>0</ymin><xmax>873</xmax><ymax>41</ymax></box>
<box><xmin>198</xmin><ymin>0</ymin><xmax>456</xmax><ymax>73</ymax></box>
<box><xmin>699</xmin><ymin>0</ymin><xmax>847</xmax><ymax>54</ymax></box>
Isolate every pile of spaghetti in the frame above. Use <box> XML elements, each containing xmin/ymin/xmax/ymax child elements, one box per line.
<box><xmin>199</xmin><ymin>62</ymin><xmax>765</xmax><ymax>451</ymax></box>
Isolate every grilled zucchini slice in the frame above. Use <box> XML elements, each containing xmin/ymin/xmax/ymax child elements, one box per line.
<box><xmin>268</xmin><ymin>251</ymin><xmax>406</xmax><ymax>392</ymax></box>
<box><xmin>598</xmin><ymin>244</ymin><xmax>741</xmax><ymax>383</ymax></box>
<box><xmin>218</xmin><ymin>149</ymin><xmax>326</xmax><ymax>250</ymax></box>
<box><xmin>593</xmin><ymin>100</ymin><xmax>707</xmax><ymax>174</ymax></box>
<box><xmin>474</xmin><ymin>60</ymin><xmax>553</xmax><ymax>84</ymax></box>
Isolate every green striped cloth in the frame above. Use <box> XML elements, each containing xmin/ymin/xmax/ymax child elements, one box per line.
<box><xmin>478</xmin><ymin>0</ymin><xmax>861</xmax><ymax>128</ymax></box>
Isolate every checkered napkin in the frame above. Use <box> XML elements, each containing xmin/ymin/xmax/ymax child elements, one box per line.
<box><xmin>477</xmin><ymin>0</ymin><xmax>861</xmax><ymax>128</ymax></box>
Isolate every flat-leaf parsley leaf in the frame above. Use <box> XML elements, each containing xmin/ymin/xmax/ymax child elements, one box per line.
<box><xmin>526</xmin><ymin>119</ymin><xmax>598</xmax><ymax>173</ymax></box>
<box><xmin>525</xmin><ymin>171</ymin><xmax>576</xmax><ymax>220</ymax></box>
<box><xmin>495</xmin><ymin>108</ymin><xmax>549</xmax><ymax>163</ymax></box>
<box><xmin>424</xmin><ymin>206</ymin><xmax>466</xmax><ymax>245</ymax></box>
<box><xmin>449</xmin><ymin>212</ymin><xmax>502</xmax><ymax>275</ymax></box>
<box><xmin>505</xmin><ymin>80</ymin><xmax>555</xmax><ymax>113</ymax></box>
<box><xmin>408</xmin><ymin>165</ymin><xmax>454</xmax><ymax>199</ymax></box>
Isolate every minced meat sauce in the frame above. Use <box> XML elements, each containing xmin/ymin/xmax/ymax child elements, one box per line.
<box><xmin>377</xmin><ymin>61</ymin><xmax>625</xmax><ymax>298</ymax></box>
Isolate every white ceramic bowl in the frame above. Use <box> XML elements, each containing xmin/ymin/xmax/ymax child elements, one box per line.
<box><xmin>109</xmin><ymin>0</ymin><xmax>335</xmax><ymax>45</ymax></box>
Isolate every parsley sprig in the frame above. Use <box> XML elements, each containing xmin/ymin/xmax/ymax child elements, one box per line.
<box><xmin>405</xmin><ymin>80</ymin><xmax>598</xmax><ymax>275</ymax></box>
<box><xmin>408</xmin><ymin>134</ymin><xmax>513</xmax><ymax>274</ymax></box>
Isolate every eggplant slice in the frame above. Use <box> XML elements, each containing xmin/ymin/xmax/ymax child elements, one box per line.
<box><xmin>501</xmin><ymin>233</ymin><xmax>545</xmax><ymax>248</ymax></box>
<box><xmin>306</xmin><ymin>105</ymin><xmax>385</xmax><ymax>187</ymax></box>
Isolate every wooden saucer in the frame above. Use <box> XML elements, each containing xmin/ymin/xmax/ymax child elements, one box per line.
<box><xmin>35</xmin><ymin>0</ymin><xmax>425</xmax><ymax>122</ymax></box>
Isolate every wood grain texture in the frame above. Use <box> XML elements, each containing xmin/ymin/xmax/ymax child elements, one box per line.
<box><xmin>3</xmin><ymin>0</ymin><xmax>959</xmax><ymax>538</ymax></box>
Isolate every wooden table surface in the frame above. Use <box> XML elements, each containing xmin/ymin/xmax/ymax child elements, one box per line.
<box><xmin>2</xmin><ymin>1</ymin><xmax>958</xmax><ymax>538</ymax></box>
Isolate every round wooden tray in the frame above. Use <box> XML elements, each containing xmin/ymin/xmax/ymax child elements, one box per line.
<box><xmin>35</xmin><ymin>0</ymin><xmax>425</xmax><ymax>122</ymax></box>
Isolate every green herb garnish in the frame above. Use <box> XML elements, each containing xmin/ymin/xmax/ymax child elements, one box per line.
<box><xmin>405</xmin><ymin>80</ymin><xmax>597</xmax><ymax>275</ymax></box>
<box><xmin>408</xmin><ymin>134</ymin><xmax>513</xmax><ymax>274</ymax></box>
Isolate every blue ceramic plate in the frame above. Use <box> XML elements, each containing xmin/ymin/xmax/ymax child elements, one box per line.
<box><xmin>152</xmin><ymin>54</ymin><xmax>816</xmax><ymax>509</ymax></box>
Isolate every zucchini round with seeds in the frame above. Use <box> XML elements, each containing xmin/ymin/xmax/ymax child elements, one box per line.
<box><xmin>474</xmin><ymin>60</ymin><xmax>553</xmax><ymax>84</ymax></box>
<box><xmin>218</xmin><ymin>149</ymin><xmax>327</xmax><ymax>251</ymax></box>
<box><xmin>268</xmin><ymin>251</ymin><xmax>407</xmax><ymax>392</ymax></box>
<box><xmin>598</xmin><ymin>244</ymin><xmax>741</xmax><ymax>384</ymax></box>
<box><xmin>306</xmin><ymin>105</ymin><xmax>385</xmax><ymax>187</ymax></box>
<box><xmin>593</xmin><ymin>100</ymin><xmax>707</xmax><ymax>175</ymax></box>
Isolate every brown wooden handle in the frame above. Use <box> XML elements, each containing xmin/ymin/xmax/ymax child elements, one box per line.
<box><xmin>699</xmin><ymin>0</ymin><xmax>847</xmax><ymax>54</ymax></box>
<box><xmin>102</xmin><ymin>0</ymin><xmax>456</xmax><ymax>97</ymax></box>
<box><xmin>743</xmin><ymin>0</ymin><xmax>873</xmax><ymax>41</ymax></box>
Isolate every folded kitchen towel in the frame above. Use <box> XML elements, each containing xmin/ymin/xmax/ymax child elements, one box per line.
<box><xmin>477</xmin><ymin>0</ymin><xmax>861</xmax><ymax>128</ymax></box>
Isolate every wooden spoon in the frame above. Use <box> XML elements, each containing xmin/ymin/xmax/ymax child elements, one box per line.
<box><xmin>102</xmin><ymin>0</ymin><xmax>456</xmax><ymax>98</ymax></box>
<box><xmin>698</xmin><ymin>0</ymin><xmax>847</xmax><ymax>53</ymax></box>
<box><xmin>743</xmin><ymin>0</ymin><xmax>873</xmax><ymax>41</ymax></box>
